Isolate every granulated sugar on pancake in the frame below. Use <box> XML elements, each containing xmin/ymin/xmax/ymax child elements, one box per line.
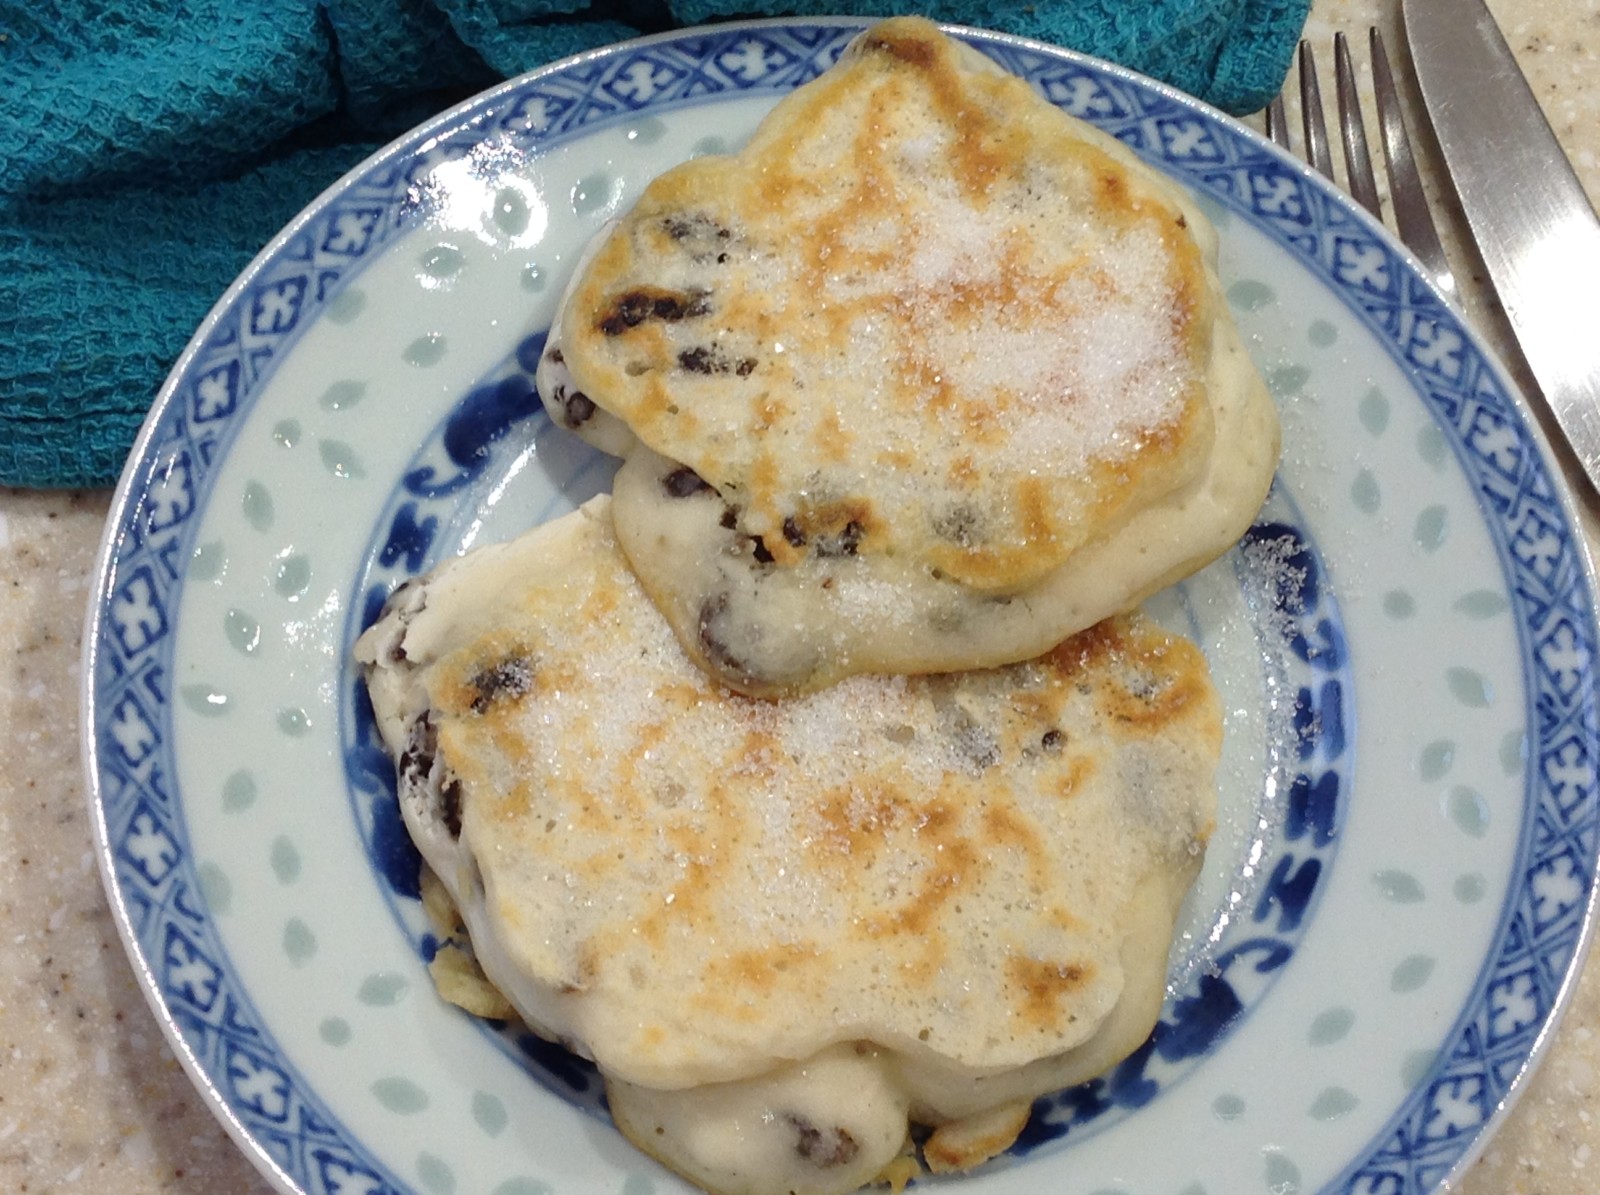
<box><xmin>536</xmin><ymin>16</ymin><xmax>1279</xmax><ymax>697</ymax></box>
<box><xmin>355</xmin><ymin>497</ymin><xmax>1222</xmax><ymax>1195</ymax></box>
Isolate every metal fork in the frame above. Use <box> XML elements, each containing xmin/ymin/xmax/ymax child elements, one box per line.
<box><xmin>1266</xmin><ymin>30</ymin><xmax>1457</xmax><ymax>300</ymax></box>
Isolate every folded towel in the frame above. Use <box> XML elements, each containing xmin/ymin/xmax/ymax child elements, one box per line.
<box><xmin>0</xmin><ymin>0</ymin><xmax>1309</xmax><ymax>489</ymax></box>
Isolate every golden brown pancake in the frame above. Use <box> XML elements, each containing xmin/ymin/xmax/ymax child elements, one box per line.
<box><xmin>355</xmin><ymin>497</ymin><xmax>1221</xmax><ymax>1194</ymax></box>
<box><xmin>536</xmin><ymin>17</ymin><xmax>1278</xmax><ymax>696</ymax></box>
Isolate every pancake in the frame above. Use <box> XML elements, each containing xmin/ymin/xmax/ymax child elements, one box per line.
<box><xmin>355</xmin><ymin>497</ymin><xmax>1221</xmax><ymax>1194</ymax></box>
<box><xmin>536</xmin><ymin>17</ymin><xmax>1279</xmax><ymax>696</ymax></box>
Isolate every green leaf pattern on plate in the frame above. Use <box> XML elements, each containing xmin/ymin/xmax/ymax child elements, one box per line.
<box><xmin>221</xmin><ymin>769</ymin><xmax>257</xmax><ymax>812</ymax></box>
<box><xmin>1391</xmin><ymin>955</ymin><xmax>1436</xmax><ymax>993</ymax></box>
<box><xmin>320</xmin><ymin>439</ymin><xmax>369</xmax><ymax>480</ymax></box>
<box><xmin>320</xmin><ymin>380</ymin><xmax>368</xmax><ymax>411</ymax></box>
<box><xmin>242</xmin><ymin>481</ymin><xmax>274</xmax><ymax>531</ymax></box>
<box><xmin>1358</xmin><ymin>388</ymin><xmax>1389</xmax><ymax>436</ymax></box>
<box><xmin>1350</xmin><ymin>469</ymin><xmax>1380</xmax><ymax>514</ymax></box>
<box><xmin>1374</xmin><ymin>871</ymin><xmax>1425</xmax><ymax>903</ymax></box>
<box><xmin>270</xmin><ymin>835</ymin><xmax>302</xmax><ymax>884</ymax></box>
<box><xmin>1309</xmin><ymin>1087</ymin><xmax>1357</xmax><ymax>1121</ymax></box>
<box><xmin>418</xmin><ymin>1152</ymin><xmax>456</xmax><ymax>1194</ymax></box>
<box><xmin>283</xmin><ymin>918</ymin><xmax>317</xmax><ymax>964</ymax></box>
<box><xmin>405</xmin><ymin>333</ymin><xmax>448</xmax><ymax>367</ymax></box>
<box><xmin>1418</xmin><ymin>740</ymin><xmax>1455</xmax><ymax>780</ymax></box>
<box><xmin>359</xmin><ymin>972</ymin><xmax>409</xmax><ymax>1006</ymax></box>
<box><xmin>1212</xmin><ymin>1094</ymin><xmax>1246</xmax><ymax>1121</ymax></box>
<box><xmin>224</xmin><ymin>608</ymin><xmax>262</xmax><ymax>656</ymax></box>
<box><xmin>180</xmin><ymin>684</ymin><xmax>230</xmax><ymax>717</ymax></box>
<box><xmin>373</xmin><ymin>1077</ymin><xmax>430</xmax><ymax>1114</ymax></box>
<box><xmin>189</xmin><ymin>540</ymin><xmax>226</xmax><ymax>582</ymax></box>
<box><xmin>199</xmin><ymin>861</ymin><xmax>231</xmax><ymax>913</ymax></box>
<box><xmin>1382</xmin><ymin>589</ymin><xmax>1414</xmax><ymax>618</ymax></box>
<box><xmin>273</xmin><ymin>551</ymin><xmax>312</xmax><ymax>598</ymax></box>
<box><xmin>474</xmin><ymin>1090</ymin><xmax>509</xmax><ymax>1137</ymax></box>
<box><xmin>1264</xmin><ymin>1149</ymin><xmax>1301</xmax><ymax>1193</ymax></box>
<box><xmin>1308</xmin><ymin>1007</ymin><xmax>1354</xmax><ymax>1046</ymax></box>
<box><xmin>321</xmin><ymin>1016</ymin><xmax>353</xmax><ymax>1046</ymax></box>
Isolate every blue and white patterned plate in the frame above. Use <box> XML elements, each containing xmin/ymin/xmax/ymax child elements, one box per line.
<box><xmin>83</xmin><ymin>19</ymin><xmax>1600</xmax><ymax>1195</ymax></box>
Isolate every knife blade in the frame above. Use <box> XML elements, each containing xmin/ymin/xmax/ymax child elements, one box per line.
<box><xmin>1401</xmin><ymin>0</ymin><xmax>1600</xmax><ymax>495</ymax></box>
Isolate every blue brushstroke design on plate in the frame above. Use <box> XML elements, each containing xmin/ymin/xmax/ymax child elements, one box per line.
<box><xmin>337</xmin><ymin>356</ymin><xmax>1352</xmax><ymax>1138</ymax></box>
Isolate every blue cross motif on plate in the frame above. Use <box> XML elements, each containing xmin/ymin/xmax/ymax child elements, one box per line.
<box><xmin>1035</xmin><ymin>71</ymin><xmax>1125</xmax><ymax>120</ymax></box>
<box><xmin>109</xmin><ymin>566</ymin><xmax>167</xmax><ymax>657</ymax></box>
<box><xmin>1510</xmin><ymin>502</ymin><xmax>1564</xmax><ymax>580</ymax></box>
<box><xmin>250</xmin><ymin>275</ymin><xmax>309</xmax><ymax>338</ymax></box>
<box><xmin>123</xmin><ymin>803</ymin><xmax>180</xmax><ymax>885</ymax></box>
<box><xmin>1419</xmin><ymin>1073</ymin><xmax>1488</xmax><ymax>1142</ymax></box>
<box><xmin>108</xmin><ymin>692</ymin><xmax>158</xmax><ymax>767</ymax></box>
<box><xmin>717</xmin><ymin>37</ymin><xmax>789</xmax><ymax>83</ymax></box>
<box><xmin>162</xmin><ymin>923</ymin><xmax>222</xmax><ymax>1011</ymax></box>
<box><xmin>1403</xmin><ymin>311</ymin><xmax>1467</xmax><ymax>379</ymax></box>
<box><xmin>1464</xmin><ymin>404</ymin><xmax>1522</xmax><ymax>480</ymax></box>
<box><xmin>1486</xmin><ymin>968</ymin><xmax>1542</xmax><ymax>1043</ymax></box>
<box><xmin>323</xmin><ymin>207</ymin><xmax>384</xmax><ymax>257</ymax></box>
<box><xmin>606</xmin><ymin>54</ymin><xmax>683</xmax><ymax>107</ymax></box>
<box><xmin>1332</xmin><ymin>233</ymin><xmax>1393</xmax><ymax>297</ymax></box>
<box><xmin>1248</xmin><ymin>168</ymin><xmax>1308</xmax><ymax>222</ymax></box>
<box><xmin>139</xmin><ymin>448</ymin><xmax>195</xmax><ymax>535</ymax></box>
<box><xmin>506</xmin><ymin>90</ymin><xmax>572</xmax><ymax>135</ymax></box>
<box><xmin>1156</xmin><ymin>117</ymin><xmax>1222</xmax><ymax>162</ymax></box>
<box><xmin>1543</xmin><ymin>736</ymin><xmax>1593</xmax><ymax>819</ymax></box>
<box><xmin>190</xmin><ymin>360</ymin><xmax>239</xmax><ymax>423</ymax></box>
<box><xmin>1536</xmin><ymin>619</ymin><xmax>1591</xmax><ymax>698</ymax></box>
<box><xmin>1529</xmin><ymin>848</ymin><xmax>1586</xmax><ymax>929</ymax></box>
<box><xmin>225</xmin><ymin>1042</ymin><xmax>293</xmax><ymax>1122</ymax></box>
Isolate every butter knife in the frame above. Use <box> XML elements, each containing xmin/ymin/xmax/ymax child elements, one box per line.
<box><xmin>1401</xmin><ymin>0</ymin><xmax>1600</xmax><ymax>494</ymax></box>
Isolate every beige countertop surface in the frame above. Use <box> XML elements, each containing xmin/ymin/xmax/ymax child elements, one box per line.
<box><xmin>2</xmin><ymin>1</ymin><xmax>1598</xmax><ymax>1191</ymax></box>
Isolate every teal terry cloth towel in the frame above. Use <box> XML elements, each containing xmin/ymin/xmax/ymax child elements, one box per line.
<box><xmin>0</xmin><ymin>0</ymin><xmax>1310</xmax><ymax>489</ymax></box>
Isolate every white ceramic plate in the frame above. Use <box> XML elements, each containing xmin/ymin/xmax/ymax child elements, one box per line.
<box><xmin>84</xmin><ymin>20</ymin><xmax>1600</xmax><ymax>1195</ymax></box>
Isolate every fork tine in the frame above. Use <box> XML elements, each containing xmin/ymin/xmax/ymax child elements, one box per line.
<box><xmin>1265</xmin><ymin>92</ymin><xmax>1291</xmax><ymax>150</ymax></box>
<box><xmin>1334</xmin><ymin>33</ymin><xmax>1383</xmax><ymax>217</ymax></box>
<box><xmin>1269</xmin><ymin>30</ymin><xmax>1459</xmax><ymax>301</ymax></box>
<box><xmin>1298</xmin><ymin>42</ymin><xmax>1336</xmax><ymax>181</ymax></box>
<box><xmin>1369</xmin><ymin>27</ymin><xmax>1458</xmax><ymax>298</ymax></box>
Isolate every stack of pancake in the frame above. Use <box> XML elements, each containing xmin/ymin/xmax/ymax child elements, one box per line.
<box><xmin>357</xmin><ymin>18</ymin><xmax>1278</xmax><ymax>1195</ymax></box>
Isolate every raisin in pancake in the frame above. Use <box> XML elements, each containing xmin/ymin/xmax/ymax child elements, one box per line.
<box><xmin>355</xmin><ymin>496</ymin><xmax>1221</xmax><ymax>1195</ymax></box>
<box><xmin>535</xmin><ymin>17</ymin><xmax>1279</xmax><ymax>696</ymax></box>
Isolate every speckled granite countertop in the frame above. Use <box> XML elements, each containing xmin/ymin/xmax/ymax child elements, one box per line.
<box><xmin>2</xmin><ymin>1</ymin><xmax>1597</xmax><ymax>1191</ymax></box>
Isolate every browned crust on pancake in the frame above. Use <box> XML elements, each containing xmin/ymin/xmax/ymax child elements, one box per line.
<box><xmin>424</xmin><ymin>532</ymin><xmax>1220</xmax><ymax>1074</ymax></box>
<box><xmin>558</xmin><ymin>17</ymin><xmax>1217</xmax><ymax>593</ymax></box>
<box><xmin>357</xmin><ymin>498</ymin><xmax>1226</xmax><ymax>1193</ymax></box>
<box><xmin>922</xmin><ymin>1099</ymin><xmax>1034</xmax><ymax>1174</ymax></box>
